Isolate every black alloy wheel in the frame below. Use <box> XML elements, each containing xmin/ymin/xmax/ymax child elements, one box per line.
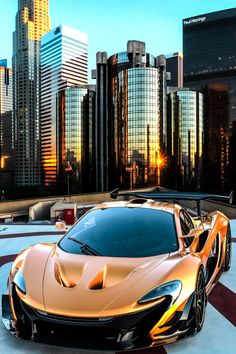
<box><xmin>224</xmin><ymin>226</ymin><xmax>232</xmax><ymax>271</ymax></box>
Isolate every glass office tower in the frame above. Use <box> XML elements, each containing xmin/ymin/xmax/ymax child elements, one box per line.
<box><xmin>13</xmin><ymin>0</ymin><xmax>50</xmax><ymax>188</ymax></box>
<box><xmin>96</xmin><ymin>41</ymin><xmax>168</xmax><ymax>191</ymax></box>
<box><xmin>183</xmin><ymin>8</ymin><xmax>236</xmax><ymax>193</ymax></box>
<box><xmin>167</xmin><ymin>89</ymin><xmax>204</xmax><ymax>190</ymax></box>
<box><xmin>166</xmin><ymin>52</ymin><xmax>183</xmax><ymax>88</ymax></box>
<box><xmin>59</xmin><ymin>86</ymin><xmax>96</xmax><ymax>194</ymax></box>
<box><xmin>0</xmin><ymin>60</ymin><xmax>13</xmax><ymax>192</ymax></box>
<box><xmin>40</xmin><ymin>25</ymin><xmax>88</xmax><ymax>191</ymax></box>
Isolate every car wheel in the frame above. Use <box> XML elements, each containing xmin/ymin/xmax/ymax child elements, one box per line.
<box><xmin>224</xmin><ymin>226</ymin><xmax>232</xmax><ymax>271</ymax></box>
<box><xmin>193</xmin><ymin>269</ymin><xmax>207</xmax><ymax>332</ymax></box>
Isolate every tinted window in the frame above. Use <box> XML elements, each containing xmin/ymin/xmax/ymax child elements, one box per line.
<box><xmin>59</xmin><ymin>207</ymin><xmax>178</xmax><ymax>258</ymax></box>
<box><xmin>180</xmin><ymin>210</ymin><xmax>194</xmax><ymax>234</ymax></box>
<box><xmin>180</xmin><ymin>210</ymin><xmax>194</xmax><ymax>247</ymax></box>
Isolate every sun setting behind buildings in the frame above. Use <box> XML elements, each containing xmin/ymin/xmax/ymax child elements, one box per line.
<box><xmin>0</xmin><ymin>1</ymin><xmax>236</xmax><ymax>198</ymax></box>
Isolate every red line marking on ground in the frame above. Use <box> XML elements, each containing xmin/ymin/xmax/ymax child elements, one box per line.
<box><xmin>209</xmin><ymin>282</ymin><xmax>236</xmax><ymax>326</ymax></box>
<box><xmin>0</xmin><ymin>231</ymin><xmax>65</xmax><ymax>239</ymax></box>
<box><xmin>116</xmin><ymin>346</ymin><xmax>167</xmax><ymax>354</ymax></box>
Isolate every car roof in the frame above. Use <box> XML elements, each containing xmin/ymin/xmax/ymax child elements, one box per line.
<box><xmin>93</xmin><ymin>199</ymin><xmax>180</xmax><ymax>215</ymax></box>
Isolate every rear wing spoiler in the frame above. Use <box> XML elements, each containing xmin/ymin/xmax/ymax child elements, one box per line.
<box><xmin>110</xmin><ymin>188</ymin><xmax>234</xmax><ymax>217</ymax></box>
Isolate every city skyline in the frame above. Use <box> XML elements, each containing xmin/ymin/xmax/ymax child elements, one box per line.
<box><xmin>1</xmin><ymin>0</ymin><xmax>236</xmax><ymax>82</ymax></box>
<box><xmin>1</xmin><ymin>1</ymin><xmax>236</xmax><ymax>197</ymax></box>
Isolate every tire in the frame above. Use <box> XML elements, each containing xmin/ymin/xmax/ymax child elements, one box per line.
<box><xmin>224</xmin><ymin>226</ymin><xmax>232</xmax><ymax>271</ymax></box>
<box><xmin>192</xmin><ymin>268</ymin><xmax>207</xmax><ymax>333</ymax></box>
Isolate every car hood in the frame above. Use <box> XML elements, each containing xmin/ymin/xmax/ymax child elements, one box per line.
<box><xmin>19</xmin><ymin>243</ymin><xmax>170</xmax><ymax>317</ymax></box>
<box><xmin>40</xmin><ymin>245</ymin><xmax>169</xmax><ymax>317</ymax></box>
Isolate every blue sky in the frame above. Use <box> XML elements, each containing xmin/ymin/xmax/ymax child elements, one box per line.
<box><xmin>1</xmin><ymin>0</ymin><xmax>236</xmax><ymax>81</ymax></box>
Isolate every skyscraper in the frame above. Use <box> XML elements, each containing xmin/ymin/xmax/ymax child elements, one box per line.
<box><xmin>183</xmin><ymin>8</ymin><xmax>236</xmax><ymax>193</ymax></box>
<box><xmin>95</xmin><ymin>52</ymin><xmax>108</xmax><ymax>192</ymax></box>
<box><xmin>0</xmin><ymin>60</ymin><xmax>13</xmax><ymax>192</ymax></box>
<box><xmin>166</xmin><ymin>52</ymin><xmax>183</xmax><ymax>88</ymax></box>
<box><xmin>40</xmin><ymin>25</ymin><xmax>88</xmax><ymax>191</ymax></box>
<box><xmin>59</xmin><ymin>86</ymin><xmax>96</xmax><ymax>194</ymax></box>
<box><xmin>13</xmin><ymin>0</ymin><xmax>50</xmax><ymax>188</ymax></box>
<box><xmin>96</xmin><ymin>41</ymin><xmax>168</xmax><ymax>191</ymax></box>
<box><xmin>167</xmin><ymin>89</ymin><xmax>203</xmax><ymax>191</ymax></box>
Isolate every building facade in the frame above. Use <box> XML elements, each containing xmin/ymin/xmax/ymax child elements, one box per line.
<box><xmin>96</xmin><ymin>41</ymin><xmax>168</xmax><ymax>191</ymax></box>
<box><xmin>183</xmin><ymin>8</ymin><xmax>236</xmax><ymax>193</ymax></box>
<box><xmin>167</xmin><ymin>89</ymin><xmax>204</xmax><ymax>191</ymax></box>
<box><xmin>166</xmin><ymin>52</ymin><xmax>183</xmax><ymax>88</ymax></box>
<box><xmin>0</xmin><ymin>60</ymin><xmax>13</xmax><ymax>193</ymax></box>
<box><xmin>95</xmin><ymin>52</ymin><xmax>108</xmax><ymax>192</ymax></box>
<box><xmin>59</xmin><ymin>86</ymin><xmax>96</xmax><ymax>194</ymax></box>
<box><xmin>40</xmin><ymin>25</ymin><xmax>88</xmax><ymax>191</ymax></box>
<box><xmin>13</xmin><ymin>0</ymin><xmax>50</xmax><ymax>188</ymax></box>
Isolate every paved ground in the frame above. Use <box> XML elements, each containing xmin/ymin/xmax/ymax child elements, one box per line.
<box><xmin>0</xmin><ymin>224</ymin><xmax>235</xmax><ymax>354</ymax></box>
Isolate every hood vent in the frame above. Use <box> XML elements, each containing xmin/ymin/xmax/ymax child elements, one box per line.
<box><xmin>88</xmin><ymin>264</ymin><xmax>137</xmax><ymax>290</ymax></box>
<box><xmin>89</xmin><ymin>268</ymin><xmax>105</xmax><ymax>290</ymax></box>
<box><xmin>54</xmin><ymin>262</ymin><xmax>78</xmax><ymax>288</ymax></box>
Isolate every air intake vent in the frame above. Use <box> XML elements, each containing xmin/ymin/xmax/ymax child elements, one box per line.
<box><xmin>88</xmin><ymin>264</ymin><xmax>136</xmax><ymax>289</ymax></box>
<box><xmin>54</xmin><ymin>262</ymin><xmax>77</xmax><ymax>288</ymax></box>
<box><xmin>89</xmin><ymin>269</ymin><xmax>105</xmax><ymax>290</ymax></box>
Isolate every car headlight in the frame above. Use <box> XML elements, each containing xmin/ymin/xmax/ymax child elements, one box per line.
<box><xmin>138</xmin><ymin>280</ymin><xmax>182</xmax><ymax>304</ymax></box>
<box><xmin>13</xmin><ymin>269</ymin><xmax>26</xmax><ymax>294</ymax></box>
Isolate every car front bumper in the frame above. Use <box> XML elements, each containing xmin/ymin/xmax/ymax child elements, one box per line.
<box><xmin>2</xmin><ymin>291</ymin><xmax>195</xmax><ymax>351</ymax></box>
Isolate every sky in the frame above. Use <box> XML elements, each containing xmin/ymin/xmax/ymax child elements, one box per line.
<box><xmin>1</xmin><ymin>0</ymin><xmax>236</xmax><ymax>82</ymax></box>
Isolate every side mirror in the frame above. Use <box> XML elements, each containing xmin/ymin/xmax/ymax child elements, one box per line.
<box><xmin>55</xmin><ymin>221</ymin><xmax>67</xmax><ymax>231</ymax></box>
<box><xmin>180</xmin><ymin>227</ymin><xmax>205</xmax><ymax>239</ymax></box>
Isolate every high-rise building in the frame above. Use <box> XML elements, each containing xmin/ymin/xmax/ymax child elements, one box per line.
<box><xmin>183</xmin><ymin>8</ymin><xmax>236</xmax><ymax>193</ymax></box>
<box><xmin>166</xmin><ymin>52</ymin><xmax>183</xmax><ymax>88</ymax></box>
<box><xmin>167</xmin><ymin>89</ymin><xmax>204</xmax><ymax>191</ymax></box>
<box><xmin>0</xmin><ymin>60</ymin><xmax>13</xmax><ymax>192</ymax></box>
<box><xmin>13</xmin><ymin>0</ymin><xmax>50</xmax><ymax>188</ymax></box>
<box><xmin>59</xmin><ymin>86</ymin><xmax>96</xmax><ymax>194</ymax></box>
<box><xmin>95</xmin><ymin>41</ymin><xmax>168</xmax><ymax>191</ymax></box>
<box><xmin>95</xmin><ymin>52</ymin><xmax>108</xmax><ymax>192</ymax></box>
<box><xmin>40</xmin><ymin>25</ymin><xmax>88</xmax><ymax>191</ymax></box>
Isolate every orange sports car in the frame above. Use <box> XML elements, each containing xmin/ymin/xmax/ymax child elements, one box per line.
<box><xmin>2</xmin><ymin>189</ymin><xmax>232</xmax><ymax>351</ymax></box>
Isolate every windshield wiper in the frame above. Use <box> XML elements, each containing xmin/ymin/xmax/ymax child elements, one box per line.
<box><xmin>68</xmin><ymin>237</ymin><xmax>102</xmax><ymax>256</ymax></box>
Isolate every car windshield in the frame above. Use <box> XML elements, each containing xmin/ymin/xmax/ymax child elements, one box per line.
<box><xmin>59</xmin><ymin>207</ymin><xmax>178</xmax><ymax>258</ymax></box>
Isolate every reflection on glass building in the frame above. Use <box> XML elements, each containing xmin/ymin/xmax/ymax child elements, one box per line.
<box><xmin>166</xmin><ymin>52</ymin><xmax>183</xmax><ymax>88</ymax></box>
<box><xmin>96</xmin><ymin>41</ymin><xmax>168</xmax><ymax>191</ymax></box>
<box><xmin>0</xmin><ymin>60</ymin><xmax>13</xmax><ymax>192</ymax></box>
<box><xmin>40</xmin><ymin>25</ymin><xmax>88</xmax><ymax>192</ymax></box>
<box><xmin>59</xmin><ymin>86</ymin><xmax>96</xmax><ymax>194</ymax></box>
<box><xmin>13</xmin><ymin>0</ymin><xmax>50</xmax><ymax>188</ymax></box>
<box><xmin>183</xmin><ymin>8</ymin><xmax>236</xmax><ymax>193</ymax></box>
<box><xmin>201</xmin><ymin>84</ymin><xmax>230</xmax><ymax>192</ymax></box>
<box><xmin>167</xmin><ymin>89</ymin><xmax>203</xmax><ymax>191</ymax></box>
